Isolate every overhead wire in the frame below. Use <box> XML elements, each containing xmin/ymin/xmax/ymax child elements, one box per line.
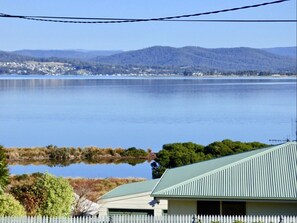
<box><xmin>157</xmin><ymin>19</ymin><xmax>297</xmax><ymax>23</ymax></box>
<box><xmin>0</xmin><ymin>0</ymin><xmax>294</xmax><ymax>24</ymax></box>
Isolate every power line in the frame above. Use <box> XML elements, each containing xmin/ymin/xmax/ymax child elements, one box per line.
<box><xmin>0</xmin><ymin>0</ymin><xmax>292</xmax><ymax>24</ymax></box>
<box><xmin>162</xmin><ymin>19</ymin><xmax>297</xmax><ymax>23</ymax></box>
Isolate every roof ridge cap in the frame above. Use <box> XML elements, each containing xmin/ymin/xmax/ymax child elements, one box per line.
<box><xmin>152</xmin><ymin>143</ymin><xmax>291</xmax><ymax>196</ymax></box>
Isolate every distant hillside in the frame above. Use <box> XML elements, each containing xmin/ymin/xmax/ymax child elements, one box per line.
<box><xmin>13</xmin><ymin>50</ymin><xmax>123</xmax><ymax>61</ymax></box>
<box><xmin>262</xmin><ymin>47</ymin><xmax>296</xmax><ymax>59</ymax></box>
<box><xmin>0</xmin><ymin>51</ymin><xmax>34</xmax><ymax>62</ymax></box>
<box><xmin>95</xmin><ymin>46</ymin><xmax>296</xmax><ymax>72</ymax></box>
<box><xmin>1</xmin><ymin>46</ymin><xmax>296</xmax><ymax>74</ymax></box>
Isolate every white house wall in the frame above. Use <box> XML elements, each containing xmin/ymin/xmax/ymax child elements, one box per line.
<box><xmin>168</xmin><ymin>200</ymin><xmax>197</xmax><ymax>215</ymax></box>
<box><xmin>98</xmin><ymin>193</ymin><xmax>167</xmax><ymax>216</ymax></box>
<box><xmin>168</xmin><ymin>200</ymin><xmax>297</xmax><ymax>216</ymax></box>
<box><xmin>246</xmin><ymin>202</ymin><xmax>297</xmax><ymax>216</ymax></box>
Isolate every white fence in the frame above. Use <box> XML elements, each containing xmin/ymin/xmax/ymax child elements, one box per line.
<box><xmin>0</xmin><ymin>215</ymin><xmax>296</xmax><ymax>223</ymax></box>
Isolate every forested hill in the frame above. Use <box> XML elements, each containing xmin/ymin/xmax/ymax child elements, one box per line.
<box><xmin>1</xmin><ymin>46</ymin><xmax>296</xmax><ymax>74</ymax></box>
<box><xmin>262</xmin><ymin>47</ymin><xmax>297</xmax><ymax>59</ymax></box>
<box><xmin>95</xmin><ymin>46</ymin><xmax>296</xmax><ymax>72</ymax></box>
<box><xmin>0</xmin><ymin>51</ymin><xmax>33</xmax><ymax>62</ymax></box>
<box><xmin>13</xmin><ymin>50</ymin><xmax>123</xmax><ymax>61</ymax></box>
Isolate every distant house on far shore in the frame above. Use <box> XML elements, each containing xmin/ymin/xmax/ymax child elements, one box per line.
<box><xmin>97</xmin><ymin>179</ymin><xmax>167</xmax><ymax>216</ymax></box>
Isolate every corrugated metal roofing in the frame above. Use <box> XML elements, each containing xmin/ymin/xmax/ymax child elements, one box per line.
<box><xmin>100</xmin><ymin>179</ymin><xmax>159</xmax><ymax>200</ymax></box>
<box><xmin>152</xmin><ymin>142</ymin><xmax>297</xmax><ymax>200</ymax></box>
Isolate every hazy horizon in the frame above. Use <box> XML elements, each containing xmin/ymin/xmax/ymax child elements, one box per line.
<box><xmin>6</xmin><ymin>45</ymin><xmax>297</xmax><ymax>52</ymax></box>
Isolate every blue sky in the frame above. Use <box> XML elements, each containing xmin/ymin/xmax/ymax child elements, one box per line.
<box><xmin>1</xmin><ymin>0</ymin><xmax>296</xmax><ymax>51</ymax></box>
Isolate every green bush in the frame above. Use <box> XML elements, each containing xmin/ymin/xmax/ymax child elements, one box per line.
<box><xmin>35</xmin><ymin>173</ymin><xmax>74</xmax><ymax>216</ymax></box>
<box><xmin>123</xmin><ymin>147</ymin><xmax>148</xmax><ymax>157</ymax></box>
<box><xmin>11</xmin><ymin>173</ymin><xmax>74</xmax><ymax>217</ymax></box>
<box><xmin>0</xmin><ymin>193</ymin><xmax>26</xmax><ymax>216</ymax></box>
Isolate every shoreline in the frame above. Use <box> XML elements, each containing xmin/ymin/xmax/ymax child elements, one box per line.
<box><xmin>0</xmin><ymin>73</ymin><xmax>296</xmax><ymax>79</ymax></box>
<box><xmin>4</xmin><ymin>146</ymin><xmax>155</xmax><ymax>167</ymax></box>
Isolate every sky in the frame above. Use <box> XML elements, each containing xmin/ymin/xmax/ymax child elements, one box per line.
<box><xmin>1</xmin><ymin>0</ymin><xmax>296</xmax><ymax>51</ymax></box>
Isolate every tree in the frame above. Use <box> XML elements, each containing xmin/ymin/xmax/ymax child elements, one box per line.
<box><xmin>151</xmin><ymin>142</ymin><xmax>205</xmax><ymax>178</ymax></box>
<box><xmin>35</xmin><ymin>173</ymin><xmax>74</xmax><ymax>216</ymax></box>
<box><xmin>0</xmin><ymin>193</ymin><xmax>26</xmax><ymax>216</ymax></box>
<box><xmin>0</xmin><ymin>146</ymin><xmax>9</xmax><ymax>193</ymax></box>
<box><xmin>204</xmin><ymin>139</ymin><xmax>267</xmax><ymax>157</ymax></box>
<box><xmin>70</xmin><ymin>179</ymin><xmax>98</xmax><ymax>216</ymax></box>
<box><xmin>151</xmin><ymin>140</ymin><xmax>268</xmax><ymax>179</ymax></box>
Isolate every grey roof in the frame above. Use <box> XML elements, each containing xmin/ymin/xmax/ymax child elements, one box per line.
<box><xmin>100</xmin><ymin>179</ymin><xmax>159</xmax><ymax>200</ymax></box>
<box><xmin>151</xmin><ymin>142</ymin><xmax>297</xmax><ymax>201</ymax></box>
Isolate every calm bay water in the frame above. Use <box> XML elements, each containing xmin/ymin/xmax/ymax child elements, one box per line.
<box><xmin>1</xmin><ymin>76</ymin><xmax>296</xmax><ymax>178</ymax></box>
<box><xmin>9</xmin><ymin>162</ymin><xmax>152</xmax><ymax>179</ymax></box>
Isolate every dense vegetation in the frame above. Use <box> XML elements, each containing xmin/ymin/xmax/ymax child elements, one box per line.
<box><xmin>151</xmin><ymin>139</ymin><xmax>268</xmax><ymax>178</ymax></box>
<box><xmin>8</xmin><ymin>173</ymin><xmax>144</xmax><ymax>216</ymax></box>
<box><xmin>5</xmin><ymin>145</ymin><xmax>152</xmax><ymax>166</ymax></box>
<box><xmin>9</xmin><ymin>173</ymin><xmax>74</xmax><ymax>216</ymax></box>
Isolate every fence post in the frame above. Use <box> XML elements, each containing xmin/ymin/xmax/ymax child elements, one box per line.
<box><xmin>108</xmin><ymin>215</ymin><xmax>112</xmax><ymax>223</ymax></box>
<box><xmin>279</xmin><ymin>215</ymin><xmax>283</xmax><ymax>223</ymax></box>
<box><xmin>192</xmin><ymin>215</ymin><xmax>196</xmax><ymax>223</ymax></box>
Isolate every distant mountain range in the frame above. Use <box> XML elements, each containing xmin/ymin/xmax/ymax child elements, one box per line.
<box><xmin>94</xmin><ymin>46</ymin><xmax>296</xmax><ymax>72</ymax></box>
<box><xmin>13</xmin><ymin>50</ymin><xmax>123</xmax><ymax>61</ymax></box>
<box><xmin>0</xmin><ymin>51</ymin><xmax>33</xmax><ymax>62</ymax></box>
<box><xmin>262</xmin><ymin>47</ymin><xmax>296</xmax><ymax>59</ymax></box>
<box><xmin>1</xmin><ymin>46</ymin><xmax>296</xmax><ymax>74</ymax></box>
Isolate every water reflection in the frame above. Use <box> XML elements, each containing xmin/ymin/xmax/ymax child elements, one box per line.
<box><xmin>0</xmin><ymin>76</ymin><xmax>294</xmax><ymax>91</ymax></box>
<box><xmin>9</xmin><ymin>162</ymin><xmax>152</xmax><ymax>179</ymax></box>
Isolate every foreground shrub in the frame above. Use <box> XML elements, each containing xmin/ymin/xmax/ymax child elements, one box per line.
<box><xmin>11</xmin><ymin>173</ymin><xmax>74</xmax><ymax>217</ymax></box>
<box><xmin>10</xmin><ymin>183</ymin><xmax>42</xmax><ymax>216</ymax></box>
<box><xmin>35</xmin><ymin>173</ymin><xmax>74</xmax><ymax>216</ymax></box>
<box><xmin>0</xmin><ymin>193</ymin><xmax>26</xmax><ymax>216</ymax></box>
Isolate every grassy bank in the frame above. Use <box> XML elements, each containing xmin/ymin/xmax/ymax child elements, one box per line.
<box><xmin>5</xmin><ymin>145</ymin><xmax>155</xmax><ymax>166</ymax></box>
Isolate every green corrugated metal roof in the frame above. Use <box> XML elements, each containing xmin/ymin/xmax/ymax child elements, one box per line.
<box><xmin>100</xmin><ymin>179</ymin><xmax>159</xmax><ymax>200</ymax></box>
<box><xmin>151</xmin><ymin>142</ymin><xmax>297</xmax><ymax>200</ymax></box>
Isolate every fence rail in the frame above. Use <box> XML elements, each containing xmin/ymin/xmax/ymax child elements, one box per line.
<box><xmin>0</xmin><ymin>215</ymin><xmax>296</xmax><ymax>223</ymax></box>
